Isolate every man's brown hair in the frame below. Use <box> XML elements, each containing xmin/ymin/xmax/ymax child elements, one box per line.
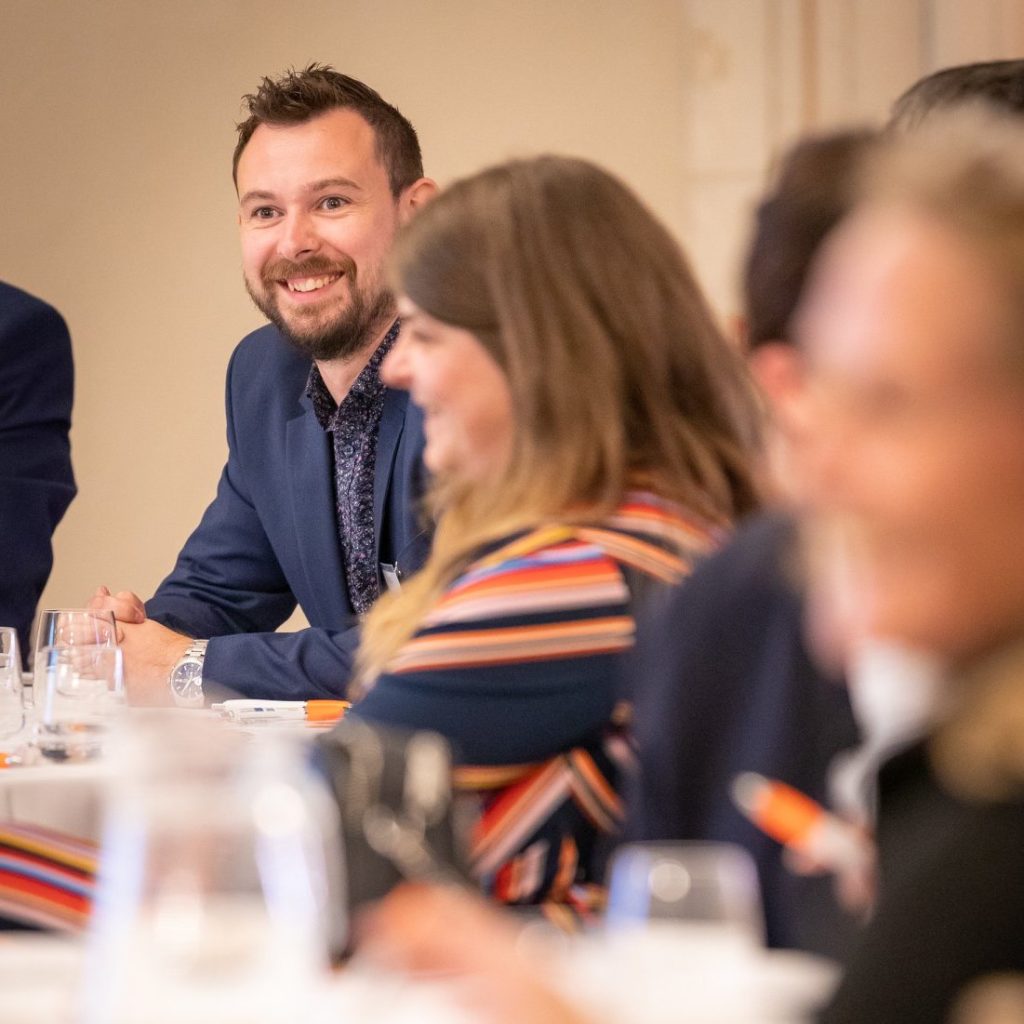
<box><xmin>744</xmin><ymin>130</ymin><xmax>877</xmax><ymax>349</ymax></box>
<box><xmin>890</xmin><ymin>60</ymin><xmax>1024</xmax><ymax>134</ymax></box>
<box><xmin>232</xmin><ymin>63</ymin><xmax>424</xmax><ymax>195</ymax></box>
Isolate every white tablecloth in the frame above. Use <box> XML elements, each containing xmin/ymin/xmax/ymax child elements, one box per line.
<box><xmin>1</xmin><ymin>928</ymin><xmax>836</xmax><ymax>1024</ymax></box>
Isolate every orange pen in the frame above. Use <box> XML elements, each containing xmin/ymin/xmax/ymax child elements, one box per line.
<box><xmin>731</xmin><ymin>772</ymin><xmax>872</xmax><ymax>875</ymax></box>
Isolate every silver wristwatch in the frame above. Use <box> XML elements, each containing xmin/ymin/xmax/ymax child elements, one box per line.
<box><xmin>169</xmin><ymin>639</ymin><xmax>209</xmax><ymax>708</ymax></box>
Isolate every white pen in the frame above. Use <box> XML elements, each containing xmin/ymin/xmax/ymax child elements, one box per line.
<box><xmin>212</xmin><ymin>699</ymin><xmax>349</xmax><ymax>723</ymax></box>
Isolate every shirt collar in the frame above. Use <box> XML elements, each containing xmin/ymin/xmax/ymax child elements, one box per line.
<box><xmin>304</xmin><ymin>320</ymin><xmax>400</xmax><ymax>430</ymax></box>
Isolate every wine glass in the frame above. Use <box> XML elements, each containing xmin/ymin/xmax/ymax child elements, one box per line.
<box><xmin>0</xmin><ymin>627</ymin><xmax>23</xmax><ymax>740</ymax></box>
<box><xmin>34</xmin><ymin>644</ymin><xmax>124</xmax><ymax>761</ymax></box>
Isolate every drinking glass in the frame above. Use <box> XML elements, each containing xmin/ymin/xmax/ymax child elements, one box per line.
<box><xmin>0</xmin><ymin>627</ymin><xmax>23</xmax><ymax>739</ymax></box>
<box><xmin>564</xmin><ymin>843</ymin><xmax>768</xmax><ymax>1022</ymax></box>
<box><xmin>606</xmin><ymin>841</ymin><xmax>764</xmax><ymax>940</ymax></box>
<box><xmin>562</xmin><ymin>842</ymin><xmax>837</xmax><ymax>1023</ymax></box>
<box><xmin>80</xmin><ymin>714</ymin><xmax>338</xmax><ymax>1024</ymax></box>
<box><xmin>34</xmin><ymin>644</ymin><xmax>125</xmax><ymax>761</ymax></box>
<box><xmin>31</xmin><ymin>608</ymin><xmax>117</xmax><ymax>709</ymax></box>
<box><xmin>34</xmin><ymin>607</ymin><xmax>118</xmax><ymax>651</ymax></box>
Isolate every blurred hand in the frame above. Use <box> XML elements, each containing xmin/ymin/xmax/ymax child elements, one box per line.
<box><xmin>783</xmin><ymin>836</ymin><xmax>876</xmax><ymax>918</ymax></box>
<box><xmin>359</xmin><ymin>884</ymin><xmax>589</xmax><ymax>1024</ymax></box>
<box><xmin>117</xmin><ymin>619</ymin><xmax>191</xmax><ymax>706</ymax></box>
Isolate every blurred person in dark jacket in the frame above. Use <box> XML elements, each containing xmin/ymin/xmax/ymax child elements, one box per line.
<box><xmin>0</xmin><ymin>281</ymin><xmax>75</xmax><ymax>662</ymax></box>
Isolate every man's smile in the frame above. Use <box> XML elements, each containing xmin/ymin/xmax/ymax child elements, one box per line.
<box><xmin>284</xmin><ymin>273</ymin><xmax>342</xmax><ymax>293</ymax></box>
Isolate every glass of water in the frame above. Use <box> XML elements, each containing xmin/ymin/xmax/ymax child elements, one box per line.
<box><xmin>31</xmin><ymin>609</ymin><xmax>117</xmax><ymax>709</ymax></box>
<box><xmin>80</xmin><ymin>714</ymin><xmax>336</xmax><ymax>1024</ymax></box>
<box><xmin>0</xmin><ymin>627</ymin><xmax>23</xmax><ymax>739</ymax></box>
<box><xmin>606</xmin><ymin>841</ymin><xmax>764</xmax><ymax>937</ymax></box>
<box><xmin>34</xmin><ymin>607</ymin><xmax>118</xmax><ymax>651</ymax></box>
<box><xmin>34</xmin><ymin>644</ymin><xmax>125</xmax><ymax>761</ymax></box>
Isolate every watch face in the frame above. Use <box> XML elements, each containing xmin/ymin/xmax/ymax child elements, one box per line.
<box><xmin>171</xmin><ymin>660</ymin><xmax>204</xmax><ymax>707</ymax></box>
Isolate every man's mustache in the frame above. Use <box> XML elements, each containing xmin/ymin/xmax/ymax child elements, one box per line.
<box><xmin>261</xmin><ymin>254</ymin><xmax>356</xmax><ymax>285</ymax></box>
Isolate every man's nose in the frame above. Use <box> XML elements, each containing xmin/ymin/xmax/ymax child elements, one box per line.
<box><xmin>276</xmin><ymin>211</ymin><xmax>321</xmax><ymax>261</ymax></box>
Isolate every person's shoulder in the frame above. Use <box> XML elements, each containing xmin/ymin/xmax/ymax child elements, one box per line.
<box><xmin>425</xmin><ymin>524</ymin><xmax>629</xmax><ymax>630</ymax></box>
<box><xmin>574</xmin><ymin>493</ymin><xmax>725</xmax><ymax>588</ymax></box>
<box><xmin>464</xmin><ymin>523</ymin><xmax>613</xmax><ymax>580</ymax></box>
<box><xmin>225</xmin><ymin>322</ymin><xmax>311</xmax><ymax>400</ymax></box>
<box><xmin>230</xmin><ymin>321</ymin><xmax>304</xmax><ymax>370</ymax></box>
<box><xmin>0</xmin><ymin>280</ymin><xmax>69</xmax><ymax>343</ymax></box>
<box><xmin>447</xmin><ymin>495</ymin><xmax>720</xmax><ymax>603</ymax></box>
<box><xmin>0</xmin><ymin>280</ymin><xmax>59</xmax><ymax>317</ymax></box>
<box><xmin>661</xmin><ymin>510</ymin><xmax>799</xmax><ymax>607</ymax></box>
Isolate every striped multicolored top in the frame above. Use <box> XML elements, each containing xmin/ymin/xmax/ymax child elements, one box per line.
<box><xmin>351</xmin><ymin>493</ymin><xmax>723</xmax><ymax>907</ymax></box>
<box><xmin>385</xmin><ymin>496</ymin><xmax>718</xmax><ymax>681</ymax></box>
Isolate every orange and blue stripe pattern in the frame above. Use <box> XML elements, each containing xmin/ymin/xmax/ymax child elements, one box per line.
<box><xmin>0</xmin><ymin>823</ymin><xmax>97</xmax><ymax>931</ymax></box>
<box><xmin>357</xmin><ymin>493</ymin><xmax>722</xmax><ymax>909</ymax></box>
<box><xmin>387</xmin><ymin>496</ymin><xmax>718</xmax><ymax>679</ymax></box>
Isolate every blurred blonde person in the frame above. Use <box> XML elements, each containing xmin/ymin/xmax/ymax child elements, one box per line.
<box><xmin>799</xmin><ymin>108</ymin><xmax>1024</xmax><ymax>1024</ymax></box>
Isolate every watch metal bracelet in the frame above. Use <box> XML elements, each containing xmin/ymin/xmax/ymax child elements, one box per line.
<box><xmin>170</xmin><ymin>638</ymin><xmax>209</xmax><ymax>708</ymax></box>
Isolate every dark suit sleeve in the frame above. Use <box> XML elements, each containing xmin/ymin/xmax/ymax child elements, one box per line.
<box><xmin>145</xmin><ymin>343</ymin><xmax>361</xmax><ymax>700</ymax></box>
<box><xmin>145</xmin><ymin>455</ymin><xmax>363</xmax><ymax>700</ymax></box>
<box><xmin>200</xmin><ymin>624</ymin><xmax>361</xmax><ymax>700</ymax></box>
<box><xmin>0</xmin><ymin>286</ymin><xmax>76</xmax><ymax>658</ymax></box>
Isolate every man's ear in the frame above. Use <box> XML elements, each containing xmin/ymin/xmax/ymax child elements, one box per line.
<box><xmin>747</xmin><ymin>341</ymin><xmax>806</xmax><ymax>420</ymax></box>
<box><xmin>398</xmin><ymin>177</ymin><xmax>439</xmax><ymax>224</ymax></box>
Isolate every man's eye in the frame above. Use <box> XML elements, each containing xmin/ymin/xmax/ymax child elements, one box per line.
<box><xmin>320</xmin><ymin>196</ymin><xmax>349</xmax><ymax>211</ymax></box>
<box><xmin>251</xmin><ymin>207</ymin><xmax>277</xmax><ymax>219</ymax></box>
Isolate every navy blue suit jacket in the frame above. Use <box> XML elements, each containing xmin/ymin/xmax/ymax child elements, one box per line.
<box><xmin>146</xmin><ymin>323</ymin><xmax>429</xmax><ymax>700</ymax></box>
<box><xmin>0</xmin><ymin>282</ymin><xmax>76</xmax><ymax>661</ymax></box>
<box><xmin>627</xmin><ymin>513</ymin><xmax>862</xmax><ymax>958</ymax></box>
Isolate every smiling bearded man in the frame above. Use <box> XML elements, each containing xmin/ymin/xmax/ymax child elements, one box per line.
<box><xmin>89</xmin><ymin>65</ymin><xmax>436</xmax><ymax>705</ymax></box>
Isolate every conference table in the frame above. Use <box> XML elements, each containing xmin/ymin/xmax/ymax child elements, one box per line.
<box><xmin>0</xmin><ymin>707</ymin><xmax>839</xmax><ymax>1023</ymax></box>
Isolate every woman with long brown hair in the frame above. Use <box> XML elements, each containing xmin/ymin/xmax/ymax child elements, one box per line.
<box><xmin>348</xmin><ymin>154</ymin><xmax>761</xmax><ymax>907</ymax></box>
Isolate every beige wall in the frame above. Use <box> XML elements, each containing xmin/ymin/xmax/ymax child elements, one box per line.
<box><xmin>1</xmin><ymin>0</ymin><xmax>1021</xmax><ymax>626</ymax></box>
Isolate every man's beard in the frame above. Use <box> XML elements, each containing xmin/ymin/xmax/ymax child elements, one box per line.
<box><xmin>245</xmin><ymin>255</ymin><xmax>395</xmax><ymax>362</ymax></box>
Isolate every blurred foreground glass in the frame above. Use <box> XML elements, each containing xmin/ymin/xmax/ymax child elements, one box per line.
<box><xmin>563</xmin><ymin>843</ymin><xmax>834</xmax><ymax>1023</ymax></box>
<box><xmin>34</xmin><ymin>645</ymin><xmax>124</xmax><ymax>761</ymax></box>
<box><xmin>80</xmin><ymin>713</ymin><xmax>338</xmax><ymax>1024</ymax></box>
<box><xmin>606</xmin><ymin>841</ymin><xmax>764</xmax><ymax>941</ymax></box>
<box><xmin>32</xmin><ymin>608</ymin><xmax>117</xmax><ymax>709</ymax></box>
<box><xmin>0</xmin><ymin>627</ymin><xmax>23</xmax><ymax>739</ymax></box>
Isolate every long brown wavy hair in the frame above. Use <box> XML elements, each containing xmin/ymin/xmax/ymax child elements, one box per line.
<box><xmin>357</xmin><ymin>155</ymin><xmax>762</xmax><ymax>683</ymax></box>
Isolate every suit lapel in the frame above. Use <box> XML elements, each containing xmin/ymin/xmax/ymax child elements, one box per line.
<box><xmin>286</xmin><ymin>407</ymin><xmax>350</xmax><ymax>624</ymax></box>
<box><xmin>373</xmin><ymin>387</ymin><xmax>408</xmax><ymax>561</ymax></box>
